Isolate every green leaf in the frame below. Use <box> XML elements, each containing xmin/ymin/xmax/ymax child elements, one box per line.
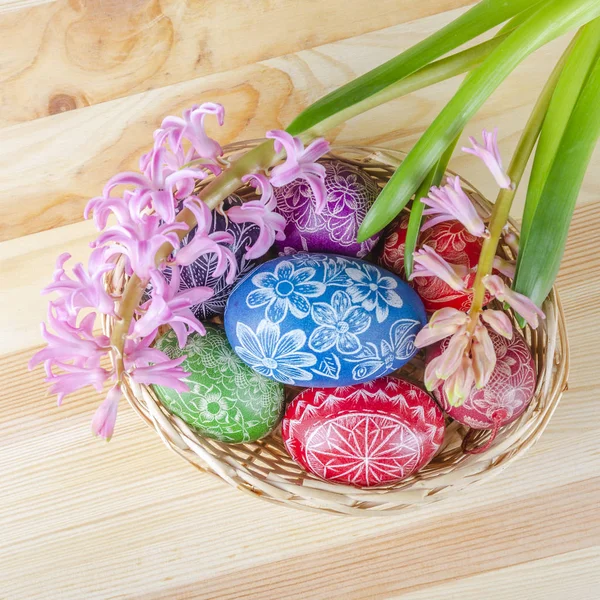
<box><xmin>299</xmin><ymin>33</ymin><xmax>514</xmax><ymax>141</ymax></box>
<box><xmin>497</xmin><ymin>1</ymin><xmax>544</xmax><ymax>37</ymax></box>
<box><xmin>519</xmin><ymin>16</ymin><xmax>600</xmax><ymax>247</ymax></box>
<box><xmin>286</xmin><ymin>0</ymin><xmax>535</xmax><ymax>137</ymax></box>
<box><xmin>357</xmin><ymin>0</ymin><xmax>600</xmax><ymax>243</ymax></box>
<box><xmin>404</xmin><ymin>135</ymin><xmax>459</xmax><ymax>277</ymax></box>
<box><xmin>514</xmin><ymin>55</ymin><xmax>600</xmax><ymax>307</ymax></box>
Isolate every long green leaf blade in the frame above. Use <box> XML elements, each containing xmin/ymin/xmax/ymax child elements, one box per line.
<box><xmin>357</xmin><ymin>0</ymin><xmax>600</xmax><ymax>242</ymax></box>
<box><xmin>514</xmin><ymin>56</ymin><xmax>600</xmax><ymax>306</ymax></box>
<box><xmin>519</xmin><ymin>16</ymin><xmax>600</xmax><ymax>247</ymax></box>
<box><xmin>286</xmin><ymin>0</ymin><xmax>535</xmax><ymax>137</ymax></box>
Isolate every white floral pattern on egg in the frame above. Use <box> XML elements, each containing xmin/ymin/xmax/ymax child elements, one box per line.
<box><xmin>224</xmin><ymin>254</ymin><xmax>427</xmax><ymax>387</ymax></box>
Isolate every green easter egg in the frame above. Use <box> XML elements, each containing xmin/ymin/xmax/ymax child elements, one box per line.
<box><xmin>152</xmin><ymin>325</ymin><xmax>285</xmax><ymax>443</ymax></box>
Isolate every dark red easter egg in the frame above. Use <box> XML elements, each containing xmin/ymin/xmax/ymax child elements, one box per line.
<box><xmin>379</xmin><ymin>215</ymin><xmax>489</xmax><ymax>312</ymax></box>
<box><xmin>282</xmin><ymin>376</ymin><xmax>445</xmax><ymax>487</ymax></box>
<box><xmin>427</xmin><ymin>327</ymin><xmax>536</xmax><ymax>429</ymax></box>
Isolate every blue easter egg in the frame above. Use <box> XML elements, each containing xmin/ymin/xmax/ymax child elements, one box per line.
<box><xmin>224</xmin><ymin>253</ymin><xmax>426</xmax><ymax>387</ymax></box>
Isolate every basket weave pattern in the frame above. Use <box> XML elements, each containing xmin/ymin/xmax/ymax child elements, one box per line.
<box><xmin>102</xmin><ymin>144</ymin><xmax>569</xmax><ymax>516</ymax></box>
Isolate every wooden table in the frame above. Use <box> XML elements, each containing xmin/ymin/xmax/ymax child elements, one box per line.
<box><xmin>1</xmin><ymin>2</ymin><xmax>599</xmax><ymax>598</ymax></box>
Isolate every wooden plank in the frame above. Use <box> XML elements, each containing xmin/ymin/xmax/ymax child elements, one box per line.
<box><xmin>2</xmin><ymin>4</ymin><xmax>599</xmax><ymax>599</ymax></box>
<box><xmin>0</xmin><ymin>10</ymin><xmax>584</xmax><ymax>241</ymax></box>
<box><xmin>0</xmin><ymin>0</ymin><xmax>473</xmax><ymax>126</ymax></box>
<box><xmin>1</xmin><ymin>332</ymin><xmax>599</xmax><ymax>600</ymax></box>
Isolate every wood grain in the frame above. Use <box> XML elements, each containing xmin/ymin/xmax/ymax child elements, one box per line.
<box><xmin>1</xmin><ymin>10</ymin><xmax>591</xmax><ymax>242</ymax></box>
<box><xmin>1</xmin><ymin>2</ymin><xmax>599</xmax><ymax>599</ymax></box>
<box><xmin>0</xmin><ymin>0</ymin><xmax>473</xmax><ymax>126</ymax></box>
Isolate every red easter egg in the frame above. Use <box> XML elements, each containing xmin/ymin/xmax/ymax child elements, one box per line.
<box><xmin>282</xmin><ymin>377</ymin><xmax>445</xmax><ymax>487</ymax></box>
<box><xmin>427</xmin><ymin>326</ymin><xmax>536</xmax><ymax>430</ymax></box>
<box><xmin>379</xmin><ymin>215</ymin><xmax>489</xmax><ymax>312</ymax></box>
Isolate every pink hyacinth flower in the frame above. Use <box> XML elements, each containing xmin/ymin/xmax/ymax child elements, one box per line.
<box><xmin>443</xmin><ymin>355</ymin><xmax>476</xmax><ymax>406</ymax></box>
<box><xmin>160</xmin><ymin>103</ymin><xmax>225</xmax><ymax>161</ymax></box>
<box><xmin>410</xmin><ymin>245</ymin><xmax>468</xmax><ymax>291</ymax></box>
<box><xmin>102</xmin><ymin>149</ymin><xmax>211</xmax><ymax>224</ymax></box>
<box><xmin>174</xmin><ymin>198</ymin><xmax>237</xmax><ymax>284</ymax></box>
<box><xmin>29</xmin><ymin>311</ymin><xmax>110</xmax><ymax>375</ymax></box>
<box><xmin>85</xmin><ymin>189</ymin><xmax>153</xmax><ymax>232</ymax></box>
<box><xmin>482</xmin><ymin>275</ymin><xmax>545</xmax><ymax>329</ymax></box>
<box><xmin>124</xmin><ymin>332</ymin><xmax>189</xmax><ymax>391</ymax></box>
<box><xmin>414</xmin><ymin>307</ymin><xmax>469</xmax><ymax>348</ymax></box>
<box><xmin>424</xmin><ymin>354</ymin><xmax>444</xmax><ymax>392</ymax></box>
<box><xmin>124</xmin><ymin>330</ymin><xmax>168</xmax><ymax>369</ymax></box>
<box><xmin>433</xmin><ymin>325</ymin><xmax>470</xmax><ymax>380</ymax></box>
<box><xmin>133</xmin><ymin>269</ymin><xmax>212</xmax><ymax>347</ymax></box>
<box><xmin>471</xmin><ymin>323</ymin><xmax>496</xmax><ymax>388</ymax></box>
<box><xmin>502</xmin><ymin>228</ymin><xmax>519</xmax><ymax>257</ymax></box>
<box><xmin>266</xmin><ymin>130</ymin><xmax>330</xmax><ymax>214</ymax></box>
<box><xmin>481</xmin><ymin>309</ymin><xmax>513</xmax><ymax>339</ymax></box>
<box><xmin>462</xmin><ymin>129</ymin><xmax>513</xmax><ymax>190</ymax></box>
<box><xmin>421</xmin><ymin>176</ymin><xmax>487</xmax><ymax>237</ymax></box>
<box><xmin>94</xmin><ymin>214</ymin><xmax>187</xmax><ymax>280</ymax></box>
<box><xmin>424</xmin><ymin>326</ymin><xmax>471</xmax><ymax>393</ymax></box>
<box><xmin>129</xmin><ymin>355</ymin><xmax>190</xmax><ymax>392</ymax></box>
<box><xmin>42</xmin><ymin>251</ymin><xmax>116</xmax><ymax>322</ymax></box>
<box><xmin>91</xmin><ymin>385</ymin><xmax>123</xmax><ymax>441</ymax></box>
<box><xmin>227</xmin><ymin>173</ymin><xmax>286</xmax><ymax>260</ymax></box>
<box><xmin>492</xmin><ymin>255</ymin><xmax>516</xmax><ymax>279</ymax></box>
<box><xmin>46</xmin><ymin>362</ymin><xmax>111</xmax><ymax>406</ymax></box>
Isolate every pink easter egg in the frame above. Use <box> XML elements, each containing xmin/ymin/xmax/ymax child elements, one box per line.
<box><xmin>427</xmin><ymin>326</ymin><xmax>536</xmax><ymax>430</ymax></box>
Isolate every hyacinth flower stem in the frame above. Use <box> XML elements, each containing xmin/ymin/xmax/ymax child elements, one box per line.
<box><xmin>109</xmin><ymin>141</ymin><xmax>279</xmax><ymax>374</ymax></box>
<box><xmin>466</xmin><ymin>37</ymin><xmax>576</xmax><ymax>332</ymax></box>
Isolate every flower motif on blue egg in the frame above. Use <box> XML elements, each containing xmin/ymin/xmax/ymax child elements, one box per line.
<box><xmin>225</xmin><ymin>254</ymin><xmax>426</xmax><ymax>387</ymax></box>
<box><xmin>235</xmin><ymin>321</ymin><xmax>317</xmax><ymax>384</ymax></box>
<box><xmin>308</xmin><ymin>291</ymin><xmax>371</xmax><ymax>355</ymax></box>
<box><xmin>246</xmin><ymin>260</ymin><xmax>326</xmax><ymax>323</ymax></box>
<box><xmin>346</xmin><ymin>264</ymin><xmax>404</xmax><ymax>323</ymax></box>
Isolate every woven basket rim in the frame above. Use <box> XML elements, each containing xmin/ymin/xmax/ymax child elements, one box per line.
<box><xmin>102</xmin><ymin>142</ymin><xmax>569</xmax><ymax>516</ymax></box>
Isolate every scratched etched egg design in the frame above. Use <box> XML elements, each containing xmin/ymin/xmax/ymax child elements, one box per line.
<box><xmin>427</xmin><ymin>326</ymin><xmax>536</xmax><ymax>429</ymax></box>
<box><xmin>143</xmin><ymin>194</ymin><xmax>260</xmax><ymax>320</ymax></box>
<box><xmin>152</xmin><ymin>324</ymin><xmax>285</xmax><ymax>443</ymax></box>
<box><xmin>281</xmin><ymin>376</ymin><xmax>445</xmax><ymax>487</ymax></box>
<box><xmin>224</xmin><ymin>253</ymin><xmax>426</xmax><ymax>387</ymax></box>
<box><xmin>273</xmin><ymin>159</ymin><xmax>381</xmax><ymax>258</ymax></box>
<box><xmin>379</xmin><ymin>214</ymin><xmax>491</xmax><ymax>312</ymax></box>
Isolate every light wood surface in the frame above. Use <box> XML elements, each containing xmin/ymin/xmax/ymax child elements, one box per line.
<box><xmin>1</xmin><ymin>2</ymin><xmax>599</xmax><ymax>599</ymax></box>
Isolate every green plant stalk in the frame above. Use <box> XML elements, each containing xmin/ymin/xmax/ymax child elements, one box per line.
<box><xmin>287</xmin><ymin>0</ymin><xmax>536</xmax><ymax>136</ymax></box>
<box><xmin>466</xmin><ymin>39</ymin><xmax>576</xmax><ymax>328</ymax></box>
<box><xmin>404</xmin><ymin>135</ymin><xmax>460</xmax><ymax>277</ymax></box>
<box><xmin>518</xmin><ymin>16</ymin><xmax>600</xmax><ymax>247</ymax></box>
<box><xmin>497</xmin><ymin>1</ymin><xmax>544</xmax><ymax>37</ymax></box>
<box><xmin>513</xmin><ymin>55</ymin><xmax>600</xmax><ymax>308</ymax></box>
<box><xmin>357</xmin><ymin>0</ymin><xmax>600</xmax><ymax>242</ymax></box>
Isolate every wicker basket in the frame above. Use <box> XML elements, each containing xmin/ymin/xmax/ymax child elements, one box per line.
<box><xmin>102</xmin><ymin>143</ymin><xmax>569</xmax><ymax>516</ymax></box>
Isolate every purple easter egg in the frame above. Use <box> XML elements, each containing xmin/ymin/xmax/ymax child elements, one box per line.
<box><xmin>144</xmin><ymin>195</ymin><xmax>260</xmax><ymax>320</ymax></box>
<box><xmin>273</xmin><ymin>159</ymin><xmax>381</xmax><ymax>258</ymax></box>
